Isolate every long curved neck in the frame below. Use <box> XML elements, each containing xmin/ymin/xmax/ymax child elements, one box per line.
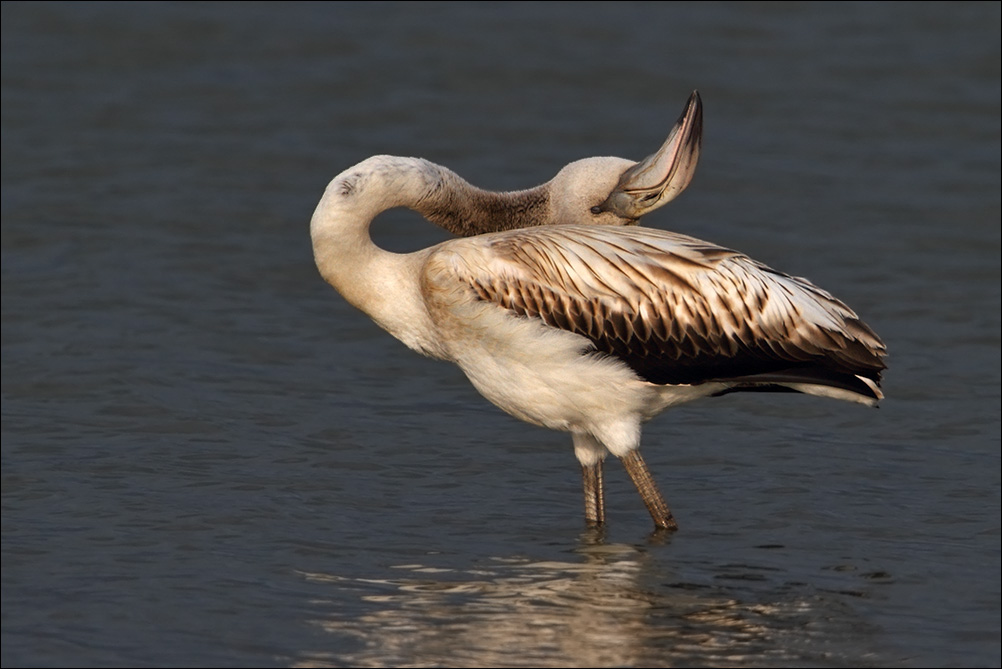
<box><xmin>310</xmin><ymin>155</ymin><xmax>551</xmax><ymax>357</ymax></box>
<box><xmin>416</xmin><ymin>165</ymin><xmax>552</xmax><ymax>236</ymax></box>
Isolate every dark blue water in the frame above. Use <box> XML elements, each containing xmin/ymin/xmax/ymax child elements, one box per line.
<box><xmin>3</xmin><ymin>3</ymin><xmax>999</xmax><ymax>667</ymax></box>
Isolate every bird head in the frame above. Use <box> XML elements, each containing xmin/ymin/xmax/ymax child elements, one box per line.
<box><xmin>553</xmin><ymin>90</ymin><xmax>702</xmax><ymax>226</ymax></box>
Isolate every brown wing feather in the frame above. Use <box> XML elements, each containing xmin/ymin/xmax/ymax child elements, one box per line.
<box><xmin>439</xmin><ymin>225</ymin><xmax>885</xmax><ymax>396</ymax></box>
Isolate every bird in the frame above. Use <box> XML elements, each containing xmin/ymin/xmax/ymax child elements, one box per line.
<box><xmin>310</xmin><ymin>92</ymin><xmax>886</xmax><ymax>531</ymax></box>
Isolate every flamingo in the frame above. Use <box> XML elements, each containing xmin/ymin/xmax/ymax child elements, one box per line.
<box><xmin>310</xmin><ymin>92</ymin><xmax>886</xmax><ymax>531</ymax></box>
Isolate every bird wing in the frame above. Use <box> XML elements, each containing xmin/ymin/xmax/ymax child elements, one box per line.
<box><xmin>427</xmin><ymin>225</ymin><xmax>885</xmax><ymax>395</ymax></box>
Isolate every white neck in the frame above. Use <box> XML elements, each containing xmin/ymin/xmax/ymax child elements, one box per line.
<box><xmin>310</xmin><ymin>156</ymin><xmax>554</xmax><ymax>356</ymax></box>
<box><xmin>311</xmin><ymin>157</ymin><xmax>440</xmax><ymax>356</ymax></box>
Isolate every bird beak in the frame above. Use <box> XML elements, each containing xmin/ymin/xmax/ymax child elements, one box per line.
<box><xmin>595</xmin><ymin>90</ymin><xmax>702</xmax><ymax>220</ymax></box>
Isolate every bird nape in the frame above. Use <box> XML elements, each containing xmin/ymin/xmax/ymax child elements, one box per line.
<box><xmin>310</xmin><ymin>91</ymin><xmax>886</xmax><ymax>532</ymax></box>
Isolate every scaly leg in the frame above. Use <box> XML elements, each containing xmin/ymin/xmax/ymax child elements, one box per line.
<box><xmin>582</xmin><ymin>460</ymin><xmax>605</xmax><ymax>527</ymax></box>
<box><xmin>621</xmin><ymin>449</ymin><xmax>678</xmax><ymax>531</ymax></box>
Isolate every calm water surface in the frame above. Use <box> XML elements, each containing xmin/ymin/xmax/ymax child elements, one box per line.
<box><xmin>2</xmin><ymin>3</ymin><xmax>999</xmax><ymax>667</ymax></box>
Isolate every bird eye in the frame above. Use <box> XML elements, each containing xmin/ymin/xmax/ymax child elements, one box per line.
<box><xmin>590</xmin><ymin>206</ymin><xmax>603</xmax><ymax>215</ymax></box>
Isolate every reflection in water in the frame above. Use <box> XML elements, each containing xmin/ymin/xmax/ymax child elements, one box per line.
<box><xmin>292</xmin><ymin>540</ymin><xmax>874</xmax><ymax>668</ymax></box>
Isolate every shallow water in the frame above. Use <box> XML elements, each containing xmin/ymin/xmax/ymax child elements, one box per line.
<box><xmin>2</xmin><ymin>3</ymin><xmax>999</xmax><ymax>667</ymax></box>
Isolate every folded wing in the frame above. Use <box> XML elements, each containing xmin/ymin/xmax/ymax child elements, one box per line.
<box><xmin>429</xmin><ymin>225</ymin><xmax>886</xmax><ymax>402</ymax></box>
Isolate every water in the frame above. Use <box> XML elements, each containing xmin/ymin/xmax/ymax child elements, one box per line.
<box><xmin>2</xmin><ymin>2</ymin><xmax>999</xmax><ymax>667</ymax></box>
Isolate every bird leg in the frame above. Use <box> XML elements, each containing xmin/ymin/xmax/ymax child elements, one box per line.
<box><xmin>581</xmin><ymin>461</ymin><xmax>605</xmax><ymax>527</ymax></box>
<box><xmin>620</xmin><ymin>450</ymin><xmax>678</xmax><ymax>531</ymax></box>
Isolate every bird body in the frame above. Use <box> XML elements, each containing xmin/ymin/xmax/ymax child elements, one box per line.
<box><xmin>310</xmin><ymin>93</ymin><xmax>885</xmax><ymax>530</ymax></box>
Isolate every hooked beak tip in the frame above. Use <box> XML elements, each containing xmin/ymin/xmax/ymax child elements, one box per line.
<box><xmin>601</xmin><ymin>90</ymin><xmax>703</xmax><ymax>219</ymax></box>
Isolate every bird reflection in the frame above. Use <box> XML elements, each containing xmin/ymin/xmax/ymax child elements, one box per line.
<box><xmin>290</xmin><ymin>542</ymin><xmax>870</xmax><ymax>667</ymax></box>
